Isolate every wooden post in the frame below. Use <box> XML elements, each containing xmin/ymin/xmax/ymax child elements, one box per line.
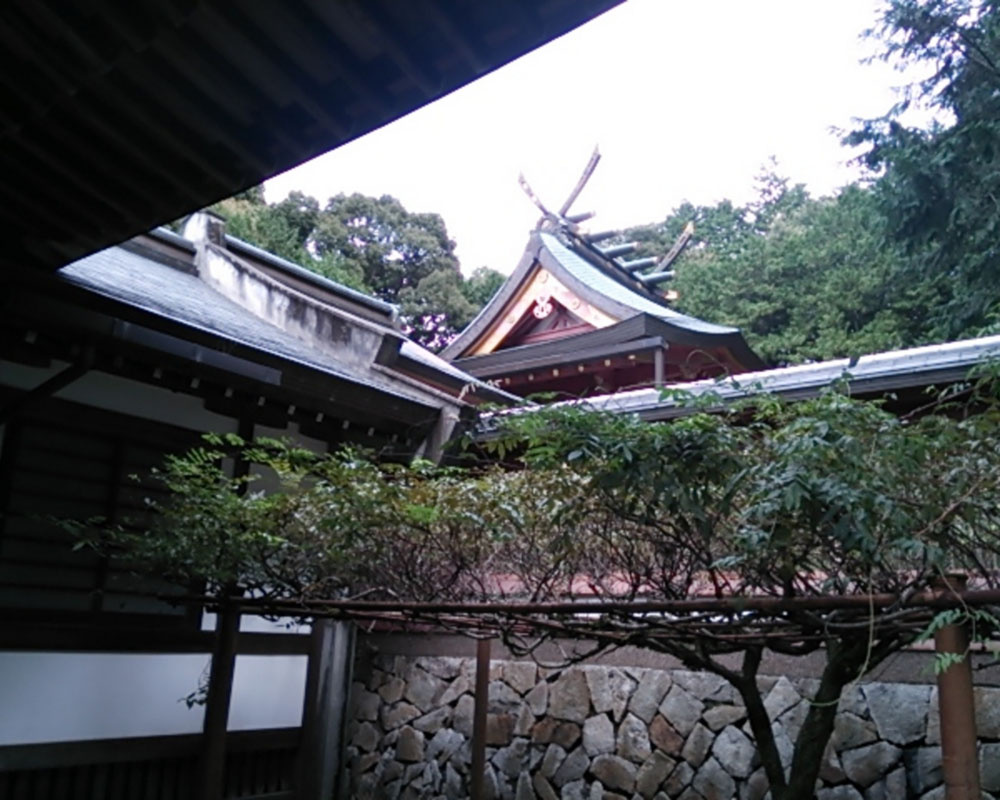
<box><xmin>297</xmin><ymin>620</ymin><xmax>356</xmax><ymax>800</ymax></box>
<box><xmin>470</xmin><ymin>638</ymin><xmax>491</xmax><ymax>800</ymax></box>
<box><xmin>199</xmin><ymin>598</ymin><xmax>240</xmax><ymax>800</ymax></box>
<box><xmin>653</xmin><ymin>347</ymin><xmax>665</xmax><ymax>388</ymax></box>
<box><xmin>934</xmin><ymin>574</ymin><xmax>981</xmax><ymax>800</ymax></box>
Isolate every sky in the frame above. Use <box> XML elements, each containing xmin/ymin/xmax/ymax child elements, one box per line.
<box><xmin>266</xmin><ymin>0</ymin><xmax>905</xmax><ymax>276</ymax></box>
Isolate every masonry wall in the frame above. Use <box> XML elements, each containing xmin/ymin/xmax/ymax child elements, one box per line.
<box><xmin>347</xmin><ymin>643</ymin><xmax>1000</xmax><ymax>800</ymax></box>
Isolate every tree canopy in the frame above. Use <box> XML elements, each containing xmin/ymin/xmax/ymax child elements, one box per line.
<box><xmin>213</xmin><ymin>188</ymin><xmax>504</xmax><ymax>350</ymax></box>
<box><xmin>617</xmin><ymin>171</ymin><xmax>933</xmax><ymax>366</ymax></box>
<box><xmin>847</xmin><ymin>0</ymin><xmax>1000</xmax><ymax>340</ymax></box>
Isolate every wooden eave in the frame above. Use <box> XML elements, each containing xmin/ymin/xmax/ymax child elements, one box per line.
<box><xmin>0</xmin><ymin>1</ymin><xmax>622</xmax><ymax>276</ymax></box>
<box><xmin>3</xmin><ymin>276</ymin><xmax>445</xmax><ymax>439</ymax></box>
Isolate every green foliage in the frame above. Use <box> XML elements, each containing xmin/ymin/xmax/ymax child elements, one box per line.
<box><xmin>212</xmin><ymin>188</ymin><xmax>499</xmax><ymax>350</ymax></box>
<box><xmin>620</xmin><ymin>170</ymin><xmax>925</xmax><ymax>364</ymax></box>
<box><xmin>848</xmin><ymin>0</ymin><xmax>1000</xmax><ymax>340</ymax></box>
<box><xmin>74</xmin><ymin>377</ymin><xmax>1000</xmax><ymax>798</ymax></box>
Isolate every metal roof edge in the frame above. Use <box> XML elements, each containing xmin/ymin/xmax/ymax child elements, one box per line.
<box><xmin>565</xmin><ymin>335</ymin><xmax>1000</xmax><ymax>418</ymax></box>
<box><xmin>148</xmin><ymin>226</ymin><xmax>197</xmax><ymax>253</ymax></box>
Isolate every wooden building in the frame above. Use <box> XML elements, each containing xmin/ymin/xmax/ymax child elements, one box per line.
<box><xmin>441</xmin><ymin>163</ymin><xmax>763</xmax><ymax>400</ymax></box>
<box><xmin>0</xmin><ymin>213</ymin><xmax>513</xmax><ymax>798</ymax></box>
<box><xmin>0</xmin><ymin>4</ymin><xmax>621</xmax><ymax>795</ymax></box>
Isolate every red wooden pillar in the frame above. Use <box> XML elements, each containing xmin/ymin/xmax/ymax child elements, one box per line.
<box><xmin>934</xmin><ymin>574</ymin><xmax>980</xmax><ymax>800</ymax></box>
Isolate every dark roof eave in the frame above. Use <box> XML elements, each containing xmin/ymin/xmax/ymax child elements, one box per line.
<box><xmin>21</xmin><ymin>277</ymin><xmax>443</xmax><ymax>428</ymax></box>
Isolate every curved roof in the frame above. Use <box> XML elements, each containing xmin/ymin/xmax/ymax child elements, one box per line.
<box><xmin>442</xmin><ymin>230</ymin><xmax>763</xmax><ymax>371</ymax></box>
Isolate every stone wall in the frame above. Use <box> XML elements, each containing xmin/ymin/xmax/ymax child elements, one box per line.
<box><xmin>347</xmin><ymin>653</ymin><xmax>1000</xmax><ymax>800</ymax></box>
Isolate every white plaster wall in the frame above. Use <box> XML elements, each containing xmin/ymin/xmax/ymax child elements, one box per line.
<box><xmin>0</xmin><ymin>651</ymin><xmax>308</xmax><ymax>745</ymax></box>
<box><xmin>228</xmin><ymin>655</ymin><xmax>308</xmax><ymax>731</ymax></box>
<box><xmin>0</xmin><ymin>652</ymin><xmax>208</xmax><ymax>745</ymax></box>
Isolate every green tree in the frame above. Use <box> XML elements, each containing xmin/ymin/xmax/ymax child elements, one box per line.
<box><xmin>621</xmin><ymin>172</ymin><xmax>918</xmax><ymax>364</ymax></box>
<box><xmin>460</xmin><ymin>266</ymin><xmax>505</xmax><ymax>309</ymax></box>
<box><xmin>847</xmin><ymin>0</ymin><xmax>1000</xmax><ymax>339</ymax></box>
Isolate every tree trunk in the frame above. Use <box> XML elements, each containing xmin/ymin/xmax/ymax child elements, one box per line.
<box><xmin>782</xmin><ymin>637</ymin><xmax>870</xmax><ymax>799</ymax></box>
<box><xmin>735</xmin><ymin>647</ymin><xmax>788</xmax><ymax>795</ymax></box>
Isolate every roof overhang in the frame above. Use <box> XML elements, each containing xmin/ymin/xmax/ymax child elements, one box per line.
<box><xmin>0</xmin><ymin>0</ymin><xmax>621</xmax><ymax>275</ymax></box>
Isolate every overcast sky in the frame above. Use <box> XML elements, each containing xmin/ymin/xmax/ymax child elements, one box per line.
<box><xmin>266</xmin><ymin>0</ymin><xmax>902</xmax><ymax>275</ymax></box>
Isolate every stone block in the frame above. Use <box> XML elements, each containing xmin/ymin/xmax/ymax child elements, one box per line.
<box><xmin>381</xmin><ymin>702</ymin><xmax>421</xmax><ymax>730</ymax></box>
<box><xmin>396</xmin><ymin>726</ymin><xmax>425</xmax><ymax>762</ymax></box>
<box><xmin>553</xmin><ymin>746</ymin><xmax>590</xmax><ymax>788</ymax></box>
<box><xmin>489</xmin><ymin>679</ymin><xmax>524</xmax><ymax>713</ymax></box>
<box><xmin>976</xmin><ymin>687</ymin><xmax>1000</xmax><ymax>738</ymax></box>
<box><xmin>504</xmin><ymin>661</ymin><xmax>539</xmax><ymax>695</ymax></box>
<box><xmin>378</xmin><ymin>677</ymin><xmax>406</xmax><ymax>704</ymax></box>
<box><xmin>413</xmin><ymin>706</ymin><xmax>450</xmax><ymax>734</ymax></box>
<box><xmin>583</xmin><ymin>713</ymin><xmax>616</xmax><ymax>756</ymax></box>
<box><xmin>439</xmin><ymin>672</ymin><xmax>472</xmax><ymax>706</ymax></box>
<box><xmin>635</xmin><ymin>751</ymin><xmax>676</xmax><ymax>799</ymax></box>
<box><xmin>417</xmin><ymin>656</ymin><xmax>463</xmax><ymax>680</ymax></box>
<box><xmin>454</xmin><ymin>694</ymin><xmax>475</xmax><ymax>737</ymax></box>
<box><xmin>617</xmin><ymin>713</ymin><xmax>653</xmax><ymax>763</ymax></box>
<box><xmin>353</xmin><ymin>720</ymin><xmax>380</xmax><ymax>752</ymax></box>
<box><xmin>862</xmin><ymin>683</ymin><xmax>930</xmax><ymax>745</ymax></box>
<box><xmin>659</xmin><ymin>686</ymin><xmax>705</xmax><ymax>736</ymax></box>
<box><xmin>486</xmin><ymin>713</ymin><xmax>515</xmax><ymax>745</ymax></box>
<box><xmin>981</xmin><ymin>742</ymin><xmax>1000</xmax><ymax>792</ymax></box>
<box><xmin>665</xmin><ymin>760</ymin><xmax>695</xmax><ymax>795</ymax></box>
<box><xmin>649</xmin><ymin>714</ymin><xmax>685</xmax><ymax>756</ymax></box>
<box><xmin>680</xmin><ymin>723</ymin><xmax>714</xmax><ymax>768</ymax></box>
<box><xmin>831</xmin><ymin>712</ymin><xmax>878</xmax><ymax>752</ymax></box>
<box><xmin>904</xmin><ymin>746</ymin><xmax>942</xmax><ymax>795</ymax></box>
<box><xmin>540</xmin><ymin>743</ymin><xmax>566</xmax><ymax>778</ymax></box>
<box><xmin>526</xmin><ymin>681</ymin><xmax>549</xmax><ymax>716</ymax></box>
<box><xmin>552</xmin><ymin>722</ymin><xmax>582</xmax><ymax>749</ymax></box>
<box><xmin>492</xmin><ymin>737</ymin><xmax>529</xmax><ymax>778</ymax></box>
<box><xmin>703</xmin><ymin>704</ymin><xmax>747</xmax><ymax>732</ymax></box>
<box><xmin>673</xmin><ymin>671</ymin><xmax>734</xmax><ymax>703</ymax></box>
<box><xmin>587</xmin><ymin>667</ymin><xmax>635</xmax><ymax>723</ymax></box>
<box><xmin>515</xmin><ymin>770</ymin><xmax>536</xmax><ymax>800</ymax></box>
<box><xmin>354</xmin><ymin>688</ymin><xmax>380</xmax><ymax>721</ymax></box>
<box><xmin>427</xmin><ymin>727</ymin><xmax>466</xmax><ymax>764</ymax></box>
<box><xmin>841</xmin><ymin>741</ymin><xmax>902</xmax><ymax>788</ymax></box>
<box><xmin>763</xmin><ymin>677</ymin><xmax>801</xmax><ymax>721</ymax></box>
<box><xmin>591</xmin><ymin>754</ymin><xmax>638</xmax><ymax>793</ymax></box>
<box><xmin>404</xmin><ymin>665</ymin><xmax>447</xmax><ymax>712</ymax></box>
<box><xmin>692</xmin><ymin>756</ymin><xmax>736</xmax><ymax>800</ymax></box>
<box><xmin>550</xmin><ymin>669</ymin><xmax>591</xmax><ymax>723</ymax></box>
<box><xmin>533</xmin><ymin>773</ymin><xmax>559</xmax><ymax>800</ymax></box>
<box><xmin>629</xmin><ymin>669</ymin><xmax>672</xmax><ymax>723</ymax></box>
<box><xmin>816</xmin><ymin>786</ymin><xmax>863</xmax><ymax>800</ymax></box>
<box><xmin>711</xmin><ymin>725</ymin><xmax>755</xmax><ymax>779</ymax></box>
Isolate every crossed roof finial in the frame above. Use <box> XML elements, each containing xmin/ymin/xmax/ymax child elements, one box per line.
<box><xmin>518</xmin><ymin>147</ymin><xmax>694</xmax><ymax>294</ymax></box>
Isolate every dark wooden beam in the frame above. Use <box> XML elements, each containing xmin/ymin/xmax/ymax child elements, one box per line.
<box><xmin>199</xmin><ymin>598</ymin><xmax>241</xmax><ymax>800</ymax></box>
<box><xmin>0</xmin><ymin>728</ymin><xmax>299</xmax><ymax>772</ymax></box>
<box><xmin>470</xmin><ymin>638</ymin><xmax>491</xmax><ymax>800</ymax></box>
